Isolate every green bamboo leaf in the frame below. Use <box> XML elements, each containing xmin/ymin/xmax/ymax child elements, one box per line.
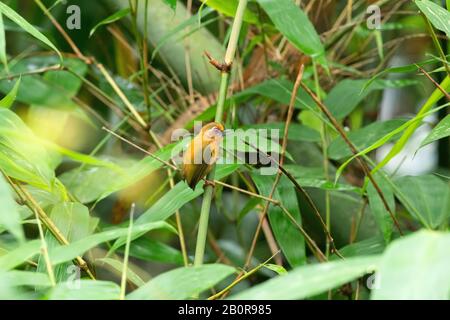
<box><xmin>285</xmin><ymin>165</ymin><xmax>361</xmax><ymax>193</ymax></box>
<box><xmin>362</xmin><ymin>55</ymin><xmax>447</xmax><ymax>92</ymax></box>
<box><xmin>0</xmin><ymin>78</ymin><xmax>20</xmax><ymax>108</ymax></box>
<box><xmin>0</xmin><ymin>57</ymin><xmax>87</xmax><ymax>110</ymax></box>
<box><xmin>372</xmin><ymin>230</ymin><xmax>450</xmax><ymax>300</ymax></box>
<box><xmin>48</xmin><ymin>280</ymin><xmax>121</xmax><ymax>300</ymax></box>
<box><xmin>60</xmin><ymin>144</ymin><xmax>177</xmax><ymax>203</ymax></box>
<box><xmin>256</xmin><ymin>0</ymin><xmax>325</xmax><ymax>61</ymax></box>
<box><xmin>394</xmin><ymin>175</ymin><xmax>450</xmax><ymax>229</ymax></box>
<box><xmin>163</xmin><ymin>0</ymin><xmax>177</xmax><ymax>10</ymax></box>
<box><xmin>326</xmin><ymin>79</ymin><xmax>417</xmax><ymax>119</ymax></box>
<box><xmin>230</xmin><ymin>256</ymin><xmax>379</xmax><ymax>299</ymax></box>
<box><xmin>328</xmin><ymin>119</ymin><xmax>407</xmax><ymax>160</ymax></box>
<box><xmin>237</xmin><ymin>197</ymin><xmax>261</xmax><ymax>223</ymax></box>
<box><xmin>335</xmin><ymin>236</ymin><xmax>386</xmax><ymax>259</ymax></box>
<box><xmin>1</xmin><ymin>270</ymin><xmax>52</xmax><ymax>287</ymax></box>
<box><xmin>0</xmin><ymin>2</ymin><xmax>61</xmax><ymax>59</ymax></box>
<box><xmin>373</xmin><ymin>76</ymin><xmax>450</xmax><ymax>174</ymax></box>
<box><xmin>264</xmin><ymin>264</ymin><xmax>287</xmax><ymax>275</ymax></box>
<box><xmin>89</xmin><ymin>8</ymin><xmax>131</xmax><ymax>37</ymax></box>
<box><xmin>0</xmin><ymin>109</ymin><xmax>55</xmax><ymax>190</ymax></box>
<box><xmin>37</xmin><ymin>202</ymin><xmax>97</xmax><ymax>283</ymax></box>
<box><xmin>110</xmin><ymin>164</ymin><xmax>240</xmax><ymax>252</ymax></box>
<box><xmin>199</xmin><ymin>0</ymin><xmax>258</xmax><ymax>23</ymax></box>
<box><xmin>124</xmin><ymin>237</ymin><xmax>185</xmax><ymax>265</ymax></box>
<box><xmin>420</xmin><ymin>114</ymin><xmax>450</xmax><ymax>148</ymax></box>
<box><xmin>0</xmin><ymin>240</ymin><xmax>41</xmax><ymax>271</ymax></box>
<box><xmin>127</xmin><ymin>264</ymin><xmax>235</xmax><ymax>299</ymax></box>
<box><xmin>49</xmin><ymin>221</ymin><xmax>175</xmax><ymax>265</ymax></box>
<box><xmin>96</xmin><ymin>258</ymin><xmax>146</xmax><ymax>287</ymax></box>
<box><xmin>334</xmin><ymin>103</ymin><xmax>449</xmax><ymax>184</ymax></box>
<box><xmin>367</xmin><ymin>173</ymin><xmax>395</xmax><ymax>243</ymax></box>
<box><xmin>415</xmin><ymin>0</ymin><xmax>450</xmax><ymax>37</ymax></box>
<box><xmin>252</xmin><ymin>174</ymin><xmax>306</xmax><ymax>267</ymax></box>
<box><xmin>0</xmin><ymin>174</ymin><xmax>24</xmax><ymax>242</ymax></box>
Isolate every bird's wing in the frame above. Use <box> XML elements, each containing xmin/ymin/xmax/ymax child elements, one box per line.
<box><xmin>185</xmin><ymin>162</ymin><xmax>211</xmax><ymax>189</ymax></box>
<box><xmin>182</xmin><ymin>141</ymin><xmax>216</xmax><ymax>189</ymax></box>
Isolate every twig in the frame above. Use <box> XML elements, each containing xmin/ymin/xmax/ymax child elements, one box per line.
<box><xmin>278</xmin><ymin>204</ymin><xmax>327</xmax><ymax>262</ymax></box>
<box><xmin>300</xmin><ymin>82</ymin><xmax>403</xmax><ymax>236</ymax></box>
<box><xmin>0</xmin><ymin>64</ymin><xmax>62</xmax><ymax>81</ymax></box>
<box><xmin>208</xmin><ymin>250</ymin><xmax>281</xmax><ymax>300</ymax></box>
<box><xmin>416</xmin><ymin>65</ymin><xmax>450</xmax><ymax>100</ymax></box>
<box><xmin>34</xmin><ymin>0</ymin><xmax>89</xmax><ymax>63</ymax></box>
<box><xmin>208</xmin><ymin>179</ymin><xmax>280</xmax><ymax>205</ymax></box>
<box><xmin>3</xmin><ymin>175</ymin><xmax>96</xmax><ymax>280</ymax></box>
<box><xmin>244</xmin><ymin>140</ymin><xmax>344</xmax><ymax>260</ymax></box>
<box><xmin>244</xmin><ymin>63</ymin><xmax>305</xmax><ymax>270</ymax></box>
<box><xmin>102</xmin><ymin>126</ymin><xmax>177</xmax><ymax>170</ymax></box>
<box><xmin>96</xmin><ymin>63</ymin><xmax>148</xmax><ymax>128</ymax></box>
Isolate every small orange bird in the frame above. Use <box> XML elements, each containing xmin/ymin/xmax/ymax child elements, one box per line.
<box><xmin>182</xmin><ymin>122</ymin><xmax>225</xmax><ymax>189</ymax></box>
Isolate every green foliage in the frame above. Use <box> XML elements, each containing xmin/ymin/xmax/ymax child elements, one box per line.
<box><xmin>0</xmin><ymin>240</ymin><xmax>41</xmax><ymax>271</ymax></box>
<box><xmin>420</xmin><ymin>114</ymin><xmax>450</xmax><ymax>148</ymax></box>
<box><xmin>0</xmin><ymin>174</ymin><xmax>24</xmax><ymax>242</ymax></box>
<box><xmin>256</xmin><ymin>0</ymin><xmax>325</xmax><ymax>62</ymax></box>
<box><xmin>0</xmin><ymin>78</ymin><xmax>20</xmax><ymax>108</ymax></box>
<box><xmin>394</xmin><ymin>175</ymin><xmax>449</xmax><ymax>229</ymax></box>
<box><xmin>90</xmin><ymin>8</ymin><xmax>131</xmax><ymax>37</ymax></box>
<box><xmin>328</xmin><ymin>119</ymin><xmax>407</xmax><ymax>160</ymax></box>
<box><xmin>252</xmin><ymin>174</ymin><xmax>306</xmax><ymax>267</ymax></box>
<box><xmin>325</xmin><ymin>79</ymin><xmax>417</xmax><ymax>120</ymax></box>
<box><xmin>0</xmin><ymin>109</ymin><xmax>56</xmax><ymax>190</ymax></box>
<box><xmin>128</xmin><ymin>264</ymin><xmax>235</xmax><ymax>299</ymax></box>
<box><xmin>415</xmin><ymin>0</ymin><xmax>450</xmax><ymax>37</ymax></box>
<box><xmin>0</xmin><ymin>2</ymin><xmax>61</xmax><ymax>59</ymax></box>
<box><xmin>48</xmin><ymin>280</ymin><xmax>121</xmax><ymax>300</ymax></box>
<box><xmin>372</xmin><ymin>230</ymin><xmax>450</xmax><ymax>299</ymax></box>
<box><xmin>0</xmin><ymin>0</ymin><xmax>448</xmax><ymax>301</ymax></box>
<box><xmin>230</xmin><ymin>256</ymin><xmax>379</xmax><ymax>299</ymax></box>
<box><xmin>200</xmin><ymin>0</ymin><xmax>258</xmax><ymax>23</ymax></box>
<box><xmin>367</xmin><ymin>173</ymin><xmax>395</xmax><ymax>243</ymax></box>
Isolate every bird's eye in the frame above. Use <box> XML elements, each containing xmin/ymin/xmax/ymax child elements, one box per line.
<box><xmin>206</xmin><ymin>127</ymin><xmax>223</xmax><ymax>138</ymax></box>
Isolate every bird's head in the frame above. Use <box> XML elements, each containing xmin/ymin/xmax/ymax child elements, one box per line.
<box><xmin>200</xmin><ymin>122</ymin><xmax>225</xmax><ymax>143</ymax></box>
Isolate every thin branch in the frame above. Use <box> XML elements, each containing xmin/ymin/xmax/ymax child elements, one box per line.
<box><xmin>244</xmin><ymin>63</ymin><xmax>305</xmax><ymax>270</ymax></box>
<box><xmin>102</xmin><ymin>126</ymin><xmax>177</xmax><ymax>170</ymax></box>
<box><xmin>4</xmin><ymin>176</ymin><xmax>96</xmax><ymax>280</ymax></box>
<box><xmin>208</xmin><ymin>250</ymin><xmax>281</xmax><ymax>300</ymax></box>
<box><xmin>0</xmin><ymin>64</ymin><xmax>61</xmax><ymax>80</ymax></box>
<box><xmin>300</xmin><ymin>82</ymin><xmax>403</xmax><ymax>236</ymax></box>
<box><xmin>244</xmin><ymin>140</ymin><xmax>344</xmax><ymax>259</ymax></box>
<box><xmin>417</xmin><ymin>65</ymin><xmax>450</xmax><ymax>100</ymax></box>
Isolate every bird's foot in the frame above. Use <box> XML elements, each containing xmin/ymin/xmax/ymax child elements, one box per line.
<box><xmin>204</xmin><ymin>179</ymin><xmax>216</xmax><ymax>188</ymax></box>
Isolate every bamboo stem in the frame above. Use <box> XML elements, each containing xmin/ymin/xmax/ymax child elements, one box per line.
<box><xmin>194</xmin><ymin>0</ymin><xmax>248</xmax><ymax>267</ymax></box>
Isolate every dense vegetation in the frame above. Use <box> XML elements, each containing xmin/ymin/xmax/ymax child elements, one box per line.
<box><xmin>0</xmin><ymin>0</ymin><xmax>449</xmax><ymax>300</ymax></box>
